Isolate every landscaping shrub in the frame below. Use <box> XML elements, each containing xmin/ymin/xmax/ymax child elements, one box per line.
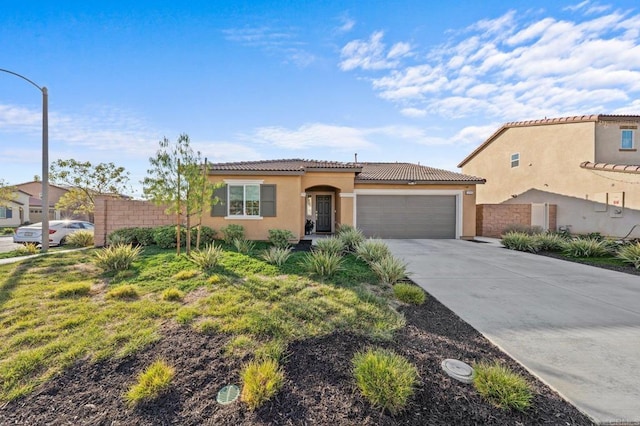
<box><xmin>94</xmin><ymin>244</ymin><xmax>142</xmax><ymax>272</ymax></box>
<box><xmin>532</xmin><ymin>233</ymin><xmax>565</xmax><ymax>252</ymax></box>
<box><xmin>195</xmin><ymin>226</ymin><xmax>217</xmax><ymax>246</ymax></box>
<box><xmin>473</xmin><ymin>361</ymin><xmax>532</xmax><ymax>411</ymax></box>
<box><xmin>393</xmin><ymin>283</ymin><xmax>426</xmax><ymax>305</ymax></box>
<box><xmin>0</xmin><ymin>227</ymin><xmax>15</xmax><ymax>236</ymax></box>
<box><xmin>501</xmin><ymin>232</ymin><xmax>539</xmax><ymax>253</ymax></box>
<box><xmin>338</xmin><ymin>227</ymin><xmax>365</xmax><ymax>253</ymax></box>
<box><xmin>562</xmin><ymin>238</ymin><xmax>611</xmax><ymax>258</ymax></box>
<box><xmin>240</xmin><ymin>359</ymin><xmax>285</xmax><ymax>410</ymax></box>
<box><xmin>221</xmin><ymin>224</ymin><xmax>245</xmax><ymax>244</ymax></box>
<box><xmin>502</xmin><ymin>224</ymin><xmax>543</xmax><ymax>236</ymax></box>
<box><xmin>268</xmin><ymin>229</ymin><xmax>295</xmax><ymax>249</ymax></box>
<box><xmin>106</xmin><ymin>284</ymin><xmax>139</xmax><ymax>300</ymax></box>
<box><xmin>65</xmin><ymin>230</ymin><xmax>94</xmax><ymax>247</ymax></box>
<box><xmin>189</xmin><ymin>244</ymin><xmax>224</xmax><ymax>270</ymax></box>
<box><xmin>313</xmin><ymin>237</ymin><xmax>345</xmax><ymax>256</ymax></box>
<box><xmin>336</xmin><ymin>224</ymin><xmax>356</xmax><ymax>235</ymax></box>
<box><xmin>125</xmin><ymin>360</ymin><xmax>175</xmax><ymax>406</ymax></box>
<box><xmin>356</xmin><ymin>239</ymin><xmax>391</xmax><ymax>264</ymax></box>
<box><xmin>370</xmin><ymin>256</ymin><xmax>408</xmax><ymax>285</ymax></box>
<box><xmin>153</xmin><ymin>225</ymin><xmax>185</xmax><ymax>249</ymax></box>
<box><xmin>52</xmin><ymin>283</ymin><xmax>92</xmax><ymax>298</ymax></box>
<box><xmin>162</xmin><ymin>288</ymin><xmax>184</xmax><ymax>301</ymax></box>
<box><xmin>133</xmin><ymin>227</ymin><xmax>156</xmax><ymax>246</ymax></box>
<box><xmin>233</xmin><ymin>238</ymin><xmax>255</xmax><ymax>254</ymax></box>
<box><xmin>352</xmin><ymin>348</ymin><xmax>418</xmax><ymax>415</ymax></box>
<box><xmin>261</xmin><ymin>246</ymin><xmax>292</xmax><ymax>266</ymax></box>
<box><xmin>172</xmin><ymin>269</ymin><xmax>199</xmax><ymax>280</ymax></box>
<box><xmin>302</xmin><ymin>250</ymin><xmax>343</xmax><ymax>278</ymax></box>
<box><xmin>107</xmin><ymin>228</ymin><xmax>138</xmax><ymax>245</ymax></box>
<box><xmin>16</xmin><ymin>243</ymin><xmax>39</xmax><ymax>255</ymax></box>
<box><xmin>616</xmin><ymin>242</ymin><xmax>640</xmax><ymax>269</ymax></box>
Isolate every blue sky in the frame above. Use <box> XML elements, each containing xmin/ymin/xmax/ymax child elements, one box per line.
<box><xmin>1</xmin><ymin>0</ymin><xmax>639</xmax><ymax>196</ymax></box>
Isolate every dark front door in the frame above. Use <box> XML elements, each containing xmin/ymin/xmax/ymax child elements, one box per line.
<box><xmin>316</xmin><ymin>195</ymin><xmax>332</xmax><ymax>233</ymax></box>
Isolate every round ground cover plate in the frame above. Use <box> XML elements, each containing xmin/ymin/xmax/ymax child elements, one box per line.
<box><xmin>441</xmin><ymin>359</ymin><xmax>474</xmax><ymax>384</ymax></box>
<box><xmin>216</xmin><ymin>384</ymin><xmax>240</xmax><ymax>405</ymax></box>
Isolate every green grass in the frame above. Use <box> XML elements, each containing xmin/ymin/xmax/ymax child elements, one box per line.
<box><xmin>0</xmin><ymin>244</ymin><xmax>405</xmax><ymax>402</ymax></box>
<box><xmin>124</xmin><ymin>359</ymin><xmax>175</xmax><ymax>406</ymax></box>
<box><xmin>353</xmin><ymin>348</ymin><xmax>419</xmax><ymax>415</ymax></box>
<box><xmin>240</xmin><ymin>359</ymin><xmax>285</xmax><ymax>410</ymax></box>
<box><xmin>393</xmin><ymin>283</ymin><xmax>426</xmax><ymax>305</ymax></box>
<box><xmin>473</xmin><ymin>361</ymin><xmax>532</xmax><ymax>411</ymax></box>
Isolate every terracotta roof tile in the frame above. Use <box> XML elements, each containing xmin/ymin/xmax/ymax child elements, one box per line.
<box><xmin>580</xmin><ymin>161</ymin><xmax>640</xmax><ymax>174</ymax></box>
<box><xmin>209</xmin><ymin>159</ymin><xmax>359</xmax><ymax>172</ymax></box>
<box><xmin>357</xmin><ymin>162</ymin><xmax>484</xmax><ymax>183</ymax></box>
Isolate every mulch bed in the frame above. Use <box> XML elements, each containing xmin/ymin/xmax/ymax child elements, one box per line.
<box><xmin>537</xmin><ymin>250</ymin><xmax>640</xmax><ymax>276</ymax></box>
<box><xmin>0</xmin><ymin>295</ymin><xmax>594</xmax><ymax>425</ymax></box>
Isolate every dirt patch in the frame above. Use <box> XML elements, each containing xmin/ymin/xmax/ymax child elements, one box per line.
<box><xmin>0</xmin><ymin>296</ymin><xmax>594</xmax><ymax>425</ymax></box>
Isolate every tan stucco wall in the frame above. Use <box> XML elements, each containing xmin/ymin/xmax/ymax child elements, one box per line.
<box><xmin>595</xmin><ymin>120</ymin><xmax>640</xmax><ymax>165</ymax></box>
<box><xmin>353</xmin><ymin>183</ymin><xmax>478</xmax><ymax>238</ymax></box>
<box><xmin>462</xmin><ymin>121</ymin><xmax>640</xmax><ymax>237</ymax></box>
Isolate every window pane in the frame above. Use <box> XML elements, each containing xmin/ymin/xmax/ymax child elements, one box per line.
<box><xmin>511</xmin><ymin>153</ymin><xmax>519</xmax><ymax>168</ymax></box>
<box><xmin>621</xmin><ymin>130</ymin><xmax>633</xmax><ymax>149</ymax></box>
<box><xmin>245</xmin><ymin>185</ymin><xmax>260</xmax><ymax>216</ymax></box>
<box><xmin>229</xmin><ymin>185</ymin><xmax>244</xmax><ymax>215</ymax></box>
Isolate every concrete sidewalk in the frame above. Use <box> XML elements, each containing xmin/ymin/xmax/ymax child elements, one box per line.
<box><xmin>386</xmin><ymin>239</ymin><xmax>640</xmax><ymax>425</ymax></box>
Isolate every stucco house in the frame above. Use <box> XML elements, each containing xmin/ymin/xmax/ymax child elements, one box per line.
<box><xmin>204</xmin><ymin>159</ymin><xmax>484</xmax><ymax>240</ymax></box>
<box><xmin>13</xmin><ymin>181</ymin><xmax>89</xmax><ymax>223</ymax></box>
<box><xmin>458</xmin><ymin>115</ymin><xmax>640</xmax><ymax>238</ymax></box>
<box><xmin>0</xmin><ymin>189</ymin><xmax>31</xmax><ymax>227</ymax></box>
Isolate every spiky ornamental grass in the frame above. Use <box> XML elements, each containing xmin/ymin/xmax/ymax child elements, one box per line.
<box><xmin>370</xmin><ymin>256</ymin><xmax>408</xmax><ymax>285</ymax></box>
<box><xmin>616</xmin><ymin>242</ymin><xmax>640</xmax><ymax>269</ymax></box>
<box><xmin>240</xmin><ymin>359</ymin><xmax>285</xmax><ymax>410</ymax></box>
<box><xmin>356</xmin><ymin>239</ymin><xmax>391</xmax><ymax>265</ymax></box>
<box><xmin>261</xmin><ymin>246</ymin><xmax>292</xmax><ymax>266</ymax></box>
<box><xmin>501</xmin><ymin>232</ymin><xmax>539</xmax><ymax>253</ymax></box>
<box><xmin>189</xmin><ymin>243</ymin><xmax>224</xmax><ymax>270</ymax></box>
<box><xmin>125</xmin><ymin>360</ymin><xmax>175</xmax><ymax>406</ymax></box>
<box><xmin>302</xmin><ymin>250</ymin><xmax>344</xmax><ymax>278</ymax></box>
<box><xmin>561</xmin><ymin>238</ymin><xmax>611</xmax><ymax>258</ymax></box>
<box><xmin>473</xmin><ymin>361</ymin><xmax>532</xmax><ymax>411</ymax></box>
<box><xmin>94</xmin><ymin>243</ymin><xmax>142</xmax><ymax>272</ymax></box>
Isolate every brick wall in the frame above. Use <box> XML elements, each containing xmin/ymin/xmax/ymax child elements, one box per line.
<box><xmin>476</xmin><ymin>204</ymin><xmax>557</xmax><ymax>238</ymax></box>
<box><xmin>94</xmin><ymin>197</ymin><xmax>174</xmax><ymax>246</ymax></box>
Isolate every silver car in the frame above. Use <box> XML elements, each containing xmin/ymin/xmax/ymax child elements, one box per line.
<box><xmin>13</xmin><ymin>220</ymin><xmax>94</xmax><ymax>246</ymax></box>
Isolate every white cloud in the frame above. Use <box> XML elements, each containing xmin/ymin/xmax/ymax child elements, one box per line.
<box><xmin>249</xmin><ymin>123</ymin><xmax>375</xmax><ymax>150</ymax></box>
<box><xmin>344</xmin><ymin>5</ymin><xmax>640</xmax><ymax>122</ymax></box>
<box><xmin>336</xmin><ymin>15</ymin><xmax>355</xmax><ymax>33</ymax></box>
<box><xmin>339</xmin><ymin>31</ymin><xmax>412</xmax><ymax>71</ymax></box>
<box><xmin>0</xmin><ymin>104</ymin><xmax>41</xmax><ymax>133</ymax></box>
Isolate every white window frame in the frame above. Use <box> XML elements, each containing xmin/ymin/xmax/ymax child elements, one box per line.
<box><xmin>621</xmin><ymin>129</ymin><xmax>634</xmax><ymax>150</ymax></box>
<box><xmin>511</xmin><ymin>153</ymin><xmax>520</xmax><ymax>168</ymax></box>
<box><xmin>223</xmin><ymin>179</ymin><xmax>264</xmax><ymax>220</ymax></box>
<box><xmin>0</xmin><ymin>206</ymin><xmax>6</xmax><ymax>219</ymax></box>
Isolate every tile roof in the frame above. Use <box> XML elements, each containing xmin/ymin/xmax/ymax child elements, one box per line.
<box><xmin>208</xmin><ymin>159</ymin><xmax>484</xmax><ymax>183</ymax></box>
<box><xmin>580</xmin><ymin>161</ymin><xmax>640</xmax><ymax>174</ymax></box>
<box><xmin>357</xmin><ymin>162</ymin><xmax>484</xmax><ymax>183</ymax></box>
<box><xmin>458</xmin><ymin>114</ymin><xmax>640</xmax><ymax>167</ymax></box>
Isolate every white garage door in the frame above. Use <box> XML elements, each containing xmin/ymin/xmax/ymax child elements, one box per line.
<box><xmin>356</xmin><ymin>195</ymin><xmax>457</xmax><ymax>238</ymax></box>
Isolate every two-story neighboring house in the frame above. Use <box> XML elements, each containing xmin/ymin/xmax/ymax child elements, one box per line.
<box><xmin>459</xmin><ymin>115</ymin><xmax>640</xmax><ymax>238</ymax></box>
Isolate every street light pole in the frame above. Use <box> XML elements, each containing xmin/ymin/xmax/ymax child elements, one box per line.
<box><xmin>0</xmin><ymin>68</ymin><xmax>49</xmax><ymax>252</ymax></box>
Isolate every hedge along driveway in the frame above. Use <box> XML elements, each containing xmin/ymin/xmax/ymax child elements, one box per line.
<box><xmin>385</xmin><ymin>238</ymin><xmax>640</xmax><ymax>425</ymax></box>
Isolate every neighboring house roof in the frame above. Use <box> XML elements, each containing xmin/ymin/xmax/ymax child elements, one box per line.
<box><xmin>457</xmin><ymin>114</ymin><xmax>640</xmax><ymax>168</ymax></box>
<box><xmin>14</xmin><ymin>180</ymin><xmax>70</xmax><ymax>195</ymax></box>
<box><xmin>580</xmin><ymin>161</ymin><xmax>640</xmax><ymax>174</ymax></box>
<box><xmin>209</xmin><ymin>159</ymin><xmax>484</xmax><ymax>184</ymax></box>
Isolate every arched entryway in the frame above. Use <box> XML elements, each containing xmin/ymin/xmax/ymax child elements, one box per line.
<box><xmin>303</xmin><ymin>185</ymin><xmax>339</xmax><ymax>235</ymax></box>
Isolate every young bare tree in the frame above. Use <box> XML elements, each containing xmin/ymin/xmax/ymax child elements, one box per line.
<box><xmin>143</xmin><ymin>134</ymin><xmax>218</xmax><ymax>255</ymax></box>
<box><xmin>49</xmin><ymin>159</ymin><xmax>130</xmax><ymax>222</ymax></box>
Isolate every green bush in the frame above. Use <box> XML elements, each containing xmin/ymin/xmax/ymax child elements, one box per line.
<box><xmin>94</xmin><ymin>244</ymin><xmax>142</xmax><ymax>272</ymax></box>
<box><xmin>532</xmin><ymin>233</ymin><xmax>565</xmax><ymax>252</ymax></box>
<box><xmin>153</xmin><ymin>225</ymin><xmax>184</xmax><ymax>249</ymax></box>
<box><xmin>314</xmin><ymin>237</ymin><xmax>345</xmax><ymax>256</ymax></box>
<box><xmin>353</xmin><ymin>348</ymin><xmax>418</xmax><ymax>415</ymax></box>
<box><xmin>616</xmin><ymin>242</ymin><xmax>640</xmax><ymax>269</ymax></box>
<box><xmin>0</xmin><ymin>227</ymin><xmax>16</xmax><ymax>236</ymax></box>
<box><xmin>303</xmin><ymin>250</ymin><xmax>343</xmax><ymax>278</ymax></box>
<box><xmin>107</xmin><ymin>228</ymin><xmax>137</xmax><ymax>245</ymax></box>
<box><xmin>393</xmin><ymin>283</ymin><xmax>426</xmax><ymax>305</ymax></box>
<box><xmin>268</xmin><ymin>229</ymin><xmax>295</xmax><ymax>249</ymax></box>
<box><xmin>125</xmin><ymin>360</ymin><xmax>175</xmax><ymax>406</ymax></box>
<box><xmin>356</xmin><ymin>239</ymin><xmax>391</xmax><ymax>264</ymax></box>
<box><xmin>261</xmin><ymin>247</ymin><xmax>292</xmax><ymax>266</ymax></box>
<box><xmin>189</xmin><ymin>244</ymin><xmax>224</xmax><ymax>270</ymax></box>
<box><xmin>240</xmin><ymin>359</ymin><xmax>285</xmax><ymax>410</ymax></box>
<box><xmin>134</xmin><ymin>228</ymin><xmax>156</xmax><ymax>246</ymax></box>
<box><xmin>338</xmin><ymin>227</ymin><xmax>365</xmax><ymax>253</ymax></box>
<box><xmin>370</xmin><ymin>256</ymin><xmax>408</xmax><ymax>285</ymax></box>
<box><xmin>221</xmin><ymin>224</ymin><xmax>245</xmax><ymax>244</ymax></box>
<box><xmin>233</xmin><ymin>238</ymin><xmax>255</xmax><ymax>254</ymax></box>
<box><xmin>195</xmin><ymin>226</ymin><xmax>217</xmax><ymax>246</ymax></box>
<box><xmin>65</xmin><ymin>230</ymin><xmax>94</xmax><ymax>247</ymax></box>
<box><xmin>501</xmin><ymin>232</ymin><xmax>539</xmax><ymax>253</ymax></box>
<box><xmin>473</xmin><ymin>361</ymin><xmax>532</xmax><ymax>411</ymax></box>
<box><xmin>562</xmin><ymin>238</ymin><xmax>611</xmax><ymax>258</ymax></box>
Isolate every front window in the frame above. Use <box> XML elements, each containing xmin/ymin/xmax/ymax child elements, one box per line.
<box><xmin>0</xmin><ymin>207</ymin><xmax>6</xmax><ymax>219</ymax></box>
<box><xmin>228</xmin><ymin>184</ymin><xmax>260</xmax><ymax>216</ymax></box>
<box><xmin>511</xmin><ymin>153</ymin><xmax>520</xmax><ymax>168</ymax></box>
<box><xmin>621</xmin><ymin>130</ymin><xmax>634</xmax><ymax>149</ymax></box>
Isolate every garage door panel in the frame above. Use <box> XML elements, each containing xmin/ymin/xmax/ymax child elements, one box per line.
<box><xmin>357</xmin><ymin>195</ymin><xmax>456</xmax><ymax>239</ymax></box>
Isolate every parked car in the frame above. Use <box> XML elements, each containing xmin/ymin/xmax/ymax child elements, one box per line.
<box><xmin>13</xmin><ymin>220</ymin><xmax>94</xmax><ymax>246</ymax></box>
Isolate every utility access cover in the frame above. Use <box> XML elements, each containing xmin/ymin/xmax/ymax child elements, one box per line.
<box><xmin>216</xmin><ymin>384</ymin><xmax>240</xmax><ymax>405</ymax></box>
<box><xmin>441</xmin><ymin>359</ymin><xmax>474</xmax><ymax>384</ymax></box>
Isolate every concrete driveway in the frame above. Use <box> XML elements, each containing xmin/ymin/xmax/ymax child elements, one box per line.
<box><xmin>386</xmin><ymin>239</ymin><xmax>640</xmax><ymax>425</ymax></box>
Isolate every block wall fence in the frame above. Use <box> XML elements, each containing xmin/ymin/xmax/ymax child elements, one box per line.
<box><xmin>94</xmin><ymin>197</ymin><xmax>174</xmax><ymax>246</ymax></box>
<box><xmin>476</xmin><ymin>204</ymin><xmax>557</xmax><ymax>238</ymax></box>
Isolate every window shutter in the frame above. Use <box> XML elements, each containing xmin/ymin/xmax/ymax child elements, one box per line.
<box><xmin>6</xmin><ymin>208</ymin><xmax>12</xmax><ymax>219</ymax></box>
<box><xmin>211</xmin><ymin>185</ymin><xmax>227</xmax><ymax>217</ymax></box>
<box><xmin>260</xmin><ymin>184</ymin><xmax>276</xmax><ymax>217</ymax></box>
